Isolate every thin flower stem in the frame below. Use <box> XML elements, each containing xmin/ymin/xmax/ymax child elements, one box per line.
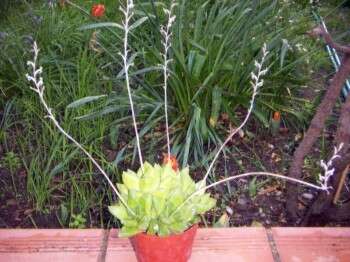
<box><xmin>26</xmin><ymin>42</ymin><xmax>135</xmax><ymax>216</ymax></box>
<box><xmin>201</xmin><ymin>44</ymin><xmax>269</xmax><ymax>187</ymax></box>
<box><xmin>170</xmin><ymin>140</ymin><xmax>343</xmax><ymax>218</ymax></box>
<box><xmin>171</xmin><ymin>172</ymin><xmax>326</xmax><ymax>217</ymax></box>
<box><xmin>122</xmin><ymin>0</ymin><xmax>144</xmax><ymax>169</ymax></box>
<box><xmin>163</xmin><ymin>25</ymin><xmax>171</xmax><ymax>158</ymax></box>
<box><xmin>161</xmin><ymin>1</ymin><xmax>177</xmax><ymax>158</ymax></box>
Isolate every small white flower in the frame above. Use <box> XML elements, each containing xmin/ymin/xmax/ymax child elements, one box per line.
<box><xmin>318</xmin><ymin>143</ymin><xmax>344</xmax><ymax>193</ymax></box>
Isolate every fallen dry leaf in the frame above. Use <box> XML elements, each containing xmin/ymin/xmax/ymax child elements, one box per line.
<box><xmin>294</xmin><ymin>133</ymin><xmax>303</xmax><ymax>142</ymax></box>
<box><xmin>258</xmin><ymin>185</ymin><xmax>279</xmax><ymax>195</ymax></box>
<box><xmin>271</xmin><ymin>152</ymin><xmax>282</xmax><ymax>162</ymax></box>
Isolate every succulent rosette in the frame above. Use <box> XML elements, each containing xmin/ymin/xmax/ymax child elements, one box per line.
<box><xmin>109</xmin><ymin>162</ymin><xmax>216</xmax><ymax>237</ymax></box>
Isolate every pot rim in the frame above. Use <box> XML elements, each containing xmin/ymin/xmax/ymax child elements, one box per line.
<box><xmin>132</xmin><ymin>224</ymin><xmax>198</xmax><ymax>239</ymax></box>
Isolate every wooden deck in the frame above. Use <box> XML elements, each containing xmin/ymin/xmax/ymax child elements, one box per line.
<box><xmin>1</xmin><ymin>227</ymin><xmax>350</xmax><ymax>261</ymax></box>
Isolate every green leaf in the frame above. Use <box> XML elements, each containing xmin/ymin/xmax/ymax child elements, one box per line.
<box><xmin>137</xmin><ymin>161</ymin><xmax>153</xmax><ymax>177</ymax></box>
<box><xmin>108</xmin><ymin>205</ymin><xmax>128</xmax><ymax>220</ymax></box>
<box><xmin>122</xmin><ymin>171</ymin><xmax>140</xmax><ymax>190</ymax></box>
<box><xmin>140</xmin><ymin>165</ymin><xmax>161</xmax><ymax>193</ymax></box>
<box><xmin>170</xmin><ymin>190</ymin><xmax>185</xmax><ymax>208</ymax></box>
<box><xmin>138</xmin><ymin>217</ymin><xmax>151</xmax><ymax>231</ymax></box>
<box><xmin>161</xmin><ymin>163</ymin><xmax>177</xmax><ymax>177</ymax></box>
<box><xmin>178</xmin><ymin>205</ymin><xmax>195</xmax><ymax>222</ymax></box>
<box><xmin>60</xmin><ymin>204</ymin><xmax>68</xmax><ymax>224</ymax></box>
<box><xmin>180</xmin><ymin>169</ymin><xmax>196</xmax><ymax>193</ymax></box>
<box><xmin>144</xmin><ymin>194</ymin><xmax>153</xmax><ymax>217</ymax></box>
<box><xmin>119</xmin><ymin>226</ymin><xmax>141</xmax><ymax>238</ymax></box>
<box><xmin>79</xmin><ymin>22</ymin><xmax>123</xmax><ymax>31</ymax></box>
<box><xmin>152</xmin><ymin>194</ymin><xmax>166</xmax><ymax>215</ymax></box>
<box><xmin>253</xmin><ymin>109</ymin><xmax>270</xmax><ymax>128</ymax></box>
<box><xmin>169</xmin><ymin>222</ymin><xmax>188</xmax><ymax>233</ymax></box>
<box><xmin>123</xmin><ymin>219</ymin><xmax>139</xmax><ymax>227</ymax></box>
<box><xmin>147</xmin><ymin>220</ymin><xmax>158</xmax><ymax>235</ymax></box>
<box><xmin>129</xmin><ymin>17</ymin><xmax>149</xmax><ymax>31</ymax></box>
<box><xmin>158</xmin><ymin>223</ymin><xmax>171</xmax><ymax>236</ymax></box>
<box><xmin>127</xmin><ymin>190</ymin><xmax>143</xmax><ymax>209</ymax></box>
<box><xmin>74</xmin><ymin>106</ymin><xmax>122</xmax><ymax>121</ymax></box>
<box><xmin>159</xmin><ymin>173</ymin><xmax>174</xmax><ymax>192</ymax></box>
<box><xmin>139</xmin><ymin>176</ymin><xmax>159</xmax><ymax>192</ymax></box>
<box><xmin>67</xmin><ymin>95</ymin><xmax>107</xmax><ymax>109</ymax></box>
<box><xmin>117</xmin><ymin>183</ymin><xmax>129</xmax><ymax>197</ymax></box>
<box><xmin>192</xmin><ymin>193</ymin><xmax>216</xmax><ymax>214</ymax></box>
<box><xmin>209</xmin><ymin>86</ymin><xmax>222</xmax><ymax>128</ymax></box>
<box><xmin>195</xmin><ymin>180</ymin><xmax>206</xmax><ymax>192</ymax></box>
<box><xmin>192</xmin><ymin>53</ymin><xmax>206</xmax><ymax>80</ymax></box>
<box><xmin>248</xmin><ymin>177</ymin><xmax>257</xmax><ymax>198</ymax></box>
<box><xmin>280</xmin><ymin>39</ymin><xmax>290</xmax><ymax>68</ymax></box>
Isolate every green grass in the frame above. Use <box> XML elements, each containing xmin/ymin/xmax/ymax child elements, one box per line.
<box><xmin>0</xmin><ymin>0</ymin><xmax>123</xmax><ymax>227</ymax></box>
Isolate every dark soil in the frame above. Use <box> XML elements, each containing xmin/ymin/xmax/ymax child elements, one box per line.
<box><xmin>0</xmin><ymin>167</ymin><xmax>61</xmax><ymax>228</ymax></box>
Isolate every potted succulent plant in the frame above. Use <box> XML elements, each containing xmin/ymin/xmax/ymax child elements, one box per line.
<box><xmin>108</xmin><ymin>161</ymin><xmax>215</xmax><ymax>261</ymax></box>
<box><xmin>25</xmin><ymin>1</ymin><xmax>342</xmax><ymax>261</ymax></box>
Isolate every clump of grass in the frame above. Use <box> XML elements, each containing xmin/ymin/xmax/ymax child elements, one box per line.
<box><xmin>0</xmin><ymin>151</ymin><xmax>21</xmax><ymax>195</ymax></box>
<box><xmin>0</xmin><ymin>1</ymin><xmax>123</xmax><ymax>221</ymax></box>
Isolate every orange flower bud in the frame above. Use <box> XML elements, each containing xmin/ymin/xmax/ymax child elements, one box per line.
<box><xmin>273</xmin><ymin>111</ymin><xmax>281</xmax><ymax>121</ymax></box>
<box><xmin>162</xmin><ymin>153</ymin><xmax>179</xmax><ymax>172</ymax></box>
<box><xmin>91</xmin><ymin>4</ymin><xmax>105</xmax><ymax>18</ymax></box>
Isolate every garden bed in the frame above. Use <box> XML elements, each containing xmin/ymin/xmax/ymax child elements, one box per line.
<box><xmin>1</xmin><ymin>124</ymin><xmax>349</xmax><ymax>228</ymax></box>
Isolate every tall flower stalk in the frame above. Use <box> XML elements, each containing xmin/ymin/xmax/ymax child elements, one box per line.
<box><xmin>120</xmin><ymin>0</ymin><xmax>144</xmax><ymax>169</ymax></box>
<box><xmin>161</xmin><ymin>0</ymin><xmax>177</xmax><ymax>158</ymax></box>
<box><xmin>201</xmin><ymin>44</ymin><xmax>269</xmax><ymax>188</ymax></box>
<box><xmin>26</xmin><ymin>42</ymin><xmax>135</xmax><ymax>216</ymax></box>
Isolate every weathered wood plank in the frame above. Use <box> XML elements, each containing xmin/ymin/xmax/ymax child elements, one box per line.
<box><xmin>0</xmin><ymin>229</ymin><xmax>106</xmax><ymax>262</ymax></box>
<box><xmin>1</xmin><ymin>228</ymin><xmax>350</xmax><ymax>262</ymax></box>
<box><xmin>272</xmin><ymin>227</ymin><xmax>350</xmax><ymax>262</ymax></box>
<box><xmin>190</xmin><ymin>228</ymin><xmax>273</xmax><ymax>262</ymax></box>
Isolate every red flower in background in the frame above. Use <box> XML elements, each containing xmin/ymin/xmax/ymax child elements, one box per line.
<box><xmin>163</xmin><ymin>154</ymin><xmax>179</xmax><ymax>172</ymax></box>
<box><xmin>91</xmin><ymin>4</ymin><xmax>105</xmax><ymax>18</ymax></box>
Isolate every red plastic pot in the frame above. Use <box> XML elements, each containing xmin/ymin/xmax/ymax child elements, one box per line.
<box><xmin>130</xmin><ymin>224</ymin><xmax>198</xmax><ymax>262</ymax></box>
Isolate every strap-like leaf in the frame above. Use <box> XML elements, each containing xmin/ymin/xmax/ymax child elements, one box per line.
<box><xmin>67</xmin><ymin>95</ymin><xmax>107</xmax><ymax>109</ymax></box>
<box><xmin>79</xmin><ymin>22</ymin><xmax>123</xmax><ymax>31</ymax></box>
<box><xmin>129</xmin><ymin>17</ymin><xmax>149</xmax><ymax>31</ymax></box>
